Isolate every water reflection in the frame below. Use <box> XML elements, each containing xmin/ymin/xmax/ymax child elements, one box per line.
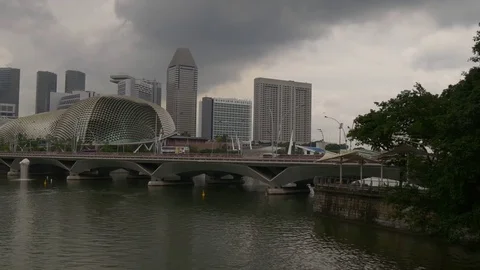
<box><xmin>313</xmin><ymin>217</ymin><xmax>480</xmax><ymax>269</ymax></box>
<box><xmin>0</xmin><ymin>175</ymin><xmax>478</xmax><ymax>270</ymax></box>
<box><xmin>9</xmin><ymin>180</ymin><xmax>32</xmax><ymax>269</ymax></box>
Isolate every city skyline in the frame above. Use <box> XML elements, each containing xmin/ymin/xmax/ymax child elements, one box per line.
<box><xmin>1</xmin><ymin>1</ymin><xmax>478</xmax><ymax>142</ymax></box>
<box><xmin>5</xmin><ymin>64</ymin><xmax>315</xmax><ymax>143</ymax></box>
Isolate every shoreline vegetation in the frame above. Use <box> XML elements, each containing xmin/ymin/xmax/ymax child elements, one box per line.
<box><xmin>347</xmin><ymin>23</ymin><xmax>480</xmax><ymax>244</ymax></box>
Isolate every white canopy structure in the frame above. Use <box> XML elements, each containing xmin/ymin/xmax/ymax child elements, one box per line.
<box><xmin>316</xmin><ymin>150</ymin><xmax>382</xmax><ymax>184</ymax></box>
<box><xmin>377</xmin><ymin>144</ymin><xmax>428</xmax><ymax>159</ymax></box>
<box><xmin>314</xmin><ymin>144</ymin><xmax>429</xmax><ymax>186</ymax></box>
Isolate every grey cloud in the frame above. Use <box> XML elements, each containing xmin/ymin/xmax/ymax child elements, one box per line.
<box><xmin>1</xmin><ymin>0</ymin><xmax>480</xmax><ymax>116</ymax></box>
<box><xmin>113</xmin><ymin>0</ymin><xmax>421</xmax><ymax>88</ymax></box>
<box><xmin>0</xmin><ymin>0</ymin><xmax>97</xmax><ymax>114</ymax></box>
<box><xmin>0</xmin><ymin>0</ymin><xmax>85</xmax><ymax>69</ymax></box>
<box><xmin>412</xmin><ymin>50</ymin><xmax>471</xmax><ymax>71</ymax></box>
<box><xmin>112</xmin><ymin>0</ymin><xmax>480</xmax><ymax>89</ymax></box>
<box><xmin>426</xmin><ymin>0</ymin><xmax>480</xmax><ymax>28</ymax></box>
<box><xmin>0</xmin><ymin>0</ymin><xmax>54</xmax><ymax>31</ymax></box>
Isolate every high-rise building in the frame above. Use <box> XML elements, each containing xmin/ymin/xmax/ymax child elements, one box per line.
<box><xmin>65</xmin><ymin>70</ymin><xmax>86</xmax><ymax>93</ymax></box>
<box><xmin>166</xmin><ymin>48</ymin><xmax>198</xmax><ymax>137</ymax></box>
<box><xmin>36</xmin><ymin>71</ymin><xmax>57</xmax><ymax>114</ymax></box>
<box><xmin>201</xmin><ymin>97</ymin><xmax>252</xmax><ymax>141</ymax></box>
<box><xmin>253</xmin><ymin>77</ymin><xmax>312</xmax><ymax>143</ymax></box>
<box><xmin>49</xmin><ymin>90</ymin><xmax>97</xmax><ymax>111</ymax></box>
<box><xmin>0</xmin><ymin>67</ymin><xmax>20</xmax><ymax>118</ymax></box>
<box><xmin>0</xmin><ymin>103</ymin><xmax>17</xmax><ymax>119</ymax></box>
<box><xmin>110</xmin><ymin>74</ymin><xmax>161</xmax><ymax>105</ymax></box>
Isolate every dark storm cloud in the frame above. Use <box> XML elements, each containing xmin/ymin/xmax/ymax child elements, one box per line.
<box><xmin>112</xmin><ymin>0</ymin><xmax>480</xmax><ymax>89</ymax></box>
<box><xmin>0</xmin><ymin>0</ymin><xmax>83</xmax><ymax>65</ymax></box>
<box><xmin>425</xmin><ymin>0</ymin><xmax>480</xmax><ymax>28</ymax></box>
<box><xmin>113</xmin><ymin>0</ymin><xmax>421</xmax><ymax>87</ymax></box>
<box><xmin>1</xmin><ymin>0</ymin><xmax>479</xmax><ymax>109</ymax></box>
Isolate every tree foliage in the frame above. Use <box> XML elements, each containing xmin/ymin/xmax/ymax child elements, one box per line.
<box><xmin>348</xmin><ymin>83</ymin><xmax>440</xmax><ymax>152</ymax></box>
<box><xmin>215</xmin><ymin>134</ymin><xmax>229</xmax><ymax>142</ymax></box>
<box><xmin>348</xmin><ymin>24</ymin><xmax>480</xmax><ymax>242</ymax></box>
<box><xmin>470</xmin><ymin>22</ymin><xmax>480</xmax><ymax>63</ymax></box>
<box><xmin>325</xmin><ymin>143</ymin><xmax>348</xmax><ymax>153</ymax></box>
<box><xmin>180</xmin><ymin>131</ymin><xmax>191</xmax><ymax>137</ymax></box>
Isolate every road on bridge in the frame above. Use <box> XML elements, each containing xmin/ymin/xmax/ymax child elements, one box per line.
<box><xmin>0</xmin><ymin>151</ymin><xmax>332</xmax><ymax>165</ymax></box>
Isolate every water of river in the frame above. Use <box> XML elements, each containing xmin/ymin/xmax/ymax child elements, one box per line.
<box><xmin>0</xmin><ymin>176</ymin><xmax>479</xmax><ymax>270</ymax></box>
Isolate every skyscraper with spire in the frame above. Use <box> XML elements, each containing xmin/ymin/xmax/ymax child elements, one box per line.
<box><xmin>166</xmin><ymin>48</ymin><xmax>198</xmax><ymax>136</ymax></box>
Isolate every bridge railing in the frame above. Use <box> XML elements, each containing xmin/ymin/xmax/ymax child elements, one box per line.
<box><xmin>0</xmin><ymin>151</ymin><xmax>330</xmax><ymax>164</ymax></box>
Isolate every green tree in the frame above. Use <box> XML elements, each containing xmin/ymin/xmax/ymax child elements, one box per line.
<box><xmin>180</xmin><ymin>131</ymin><xmax>191</xmax><ymax>137</ymax></box>
<box><xmin>325</xmin><ymin>143</ymin><xmax>348</xmax><ymax>153</ymax></box>
<box><xmin>189</xmin><ymin>145</ymin><xmax>198</xmax><ymax>153</ymax></box>
<box><xmin>348</xmin><ymin>83</ymin><xmax>440</xmax><ymax>151</ymax></box>
<box><xmin>215</xmin><ymin>134</ymin><xmax>228</xmax><ymax>142</ymax></box>
<box><xmin>347</xmin><ymin>24</ymin><xmax>480</xmax><ymax>242</ymax></box>
<box><xmin>0</xmin><ymin>138</ymin><xmax>8</xmax><ymax>151</ymax></box>
<box><xmin>470</xmin><ymin>22</ymin><xmax>480</xmax><ymax>63</ymax></box>
<box><xmin>100</xmin><ymin>141</ymin><xmax>117</xmax><ymax>152</ymax></box>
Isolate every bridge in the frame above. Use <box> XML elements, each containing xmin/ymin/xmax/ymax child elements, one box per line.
<box><xmin>0</xmin><ymin>152</ymin><xmax>400</xmax><ymax>187</ymax></box>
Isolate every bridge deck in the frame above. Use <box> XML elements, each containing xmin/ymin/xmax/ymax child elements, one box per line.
<box><xmin>0</xmin><ymin>152</ymin><xmax>397</xmax><ymax>188</ymax></box>
<box><xmin>0</xmin><ymin>151</ymin><xmax>382</xmax><ymax>166</ymax></box>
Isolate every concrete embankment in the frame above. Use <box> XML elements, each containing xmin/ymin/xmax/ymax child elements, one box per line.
<box><xmin>312</xmin><ymin>185</ymin><xmax>409</xmax><ymax>230</ymax></box>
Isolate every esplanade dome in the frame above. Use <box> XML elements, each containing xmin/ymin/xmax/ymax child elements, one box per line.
<box><xmin>0</xmin><ymin>95</ymin><xmax>176</xmax><ymax>145</ymax></box>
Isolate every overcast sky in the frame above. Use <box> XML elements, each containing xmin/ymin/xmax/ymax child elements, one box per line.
<box><xmin>0</xmin><ymin>0</ymin><xmax>478</xmax><ymax>142</ymax></box>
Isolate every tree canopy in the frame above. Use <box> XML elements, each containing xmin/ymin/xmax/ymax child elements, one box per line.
<box><xmin>324</xmin><ymin>143</ymin><xmax>348</xmax><ymax>153</ymax></box>
<box><xmin>347</xmin><ymin>24</ymin><xmax>480</xmax><ymax>242</ymax></box>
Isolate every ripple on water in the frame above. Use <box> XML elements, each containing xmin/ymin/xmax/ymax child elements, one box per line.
<box><xmin>0</xmin><ymin>182</ymin><xmax>479</xmax><ymax>270</ymax></box>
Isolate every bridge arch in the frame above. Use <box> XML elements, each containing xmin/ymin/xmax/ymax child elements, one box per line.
<box><xmin>10</xmin><ymin>157</ymin><xmax>71</xmax><ymax>172</ymax></box>
<box><xmin>70</xmin><ymin>160</ymin><xmax>154</xmax><ymax>176</ymax></box>
<box><xmin>152</xmin><ymin>162</ymin><xmax>273</xmax><ymax>186</ymax></box>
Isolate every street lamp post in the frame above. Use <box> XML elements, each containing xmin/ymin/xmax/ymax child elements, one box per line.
<box><xmin>210</xmin><ymin>139</ymin><xmax>215</xmax><ymax>155</ymax></box>
<box><xmin>154</xmin><ymin>115</ymin><xmax>158</xmax><ymax>155</ymax></box>
<box><xmin>275</xmin><ymin>113</ymin><xmax>287</xmax><ymax>155</ymax></box>
<box><xmin>347</xmin><ymin>121</ymin><xmax>356</xmax><ymax>150</ymax></box>
<box><xmin>212</xmin><ymin>120</ymin><xmax>227</xmax><ymax>155</ymax></box>
<box><xmin>324</xmin><ymin>115</ymin><xmax>346</xmax><ymax>147</ymax></box>
<box><xmin>317</xmin><ymin>128</ymin><xmax>324</xmax><ymax>141</ymax></box>
<box><xmin>268</xmin><ymin>108</ymin><xmax>274</xmax><ymax>155</ymax></box>
<box><xmin>72</xmin><ymin>118</ymin><xmax>79</xmax><ymax>153</ymax></box>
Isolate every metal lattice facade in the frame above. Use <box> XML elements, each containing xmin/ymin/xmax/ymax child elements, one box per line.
<box><xmin>0</xmin><ymin>95</ymin><xmax>176</xmax><ymax>145</ymax></box>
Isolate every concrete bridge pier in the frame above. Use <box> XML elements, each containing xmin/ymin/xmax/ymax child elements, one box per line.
<box><xmin>7</xmin><ymin>169</ymin><xmax>19</xmax><ymax>177</ymax></box>
<box><xmin>148</xmin><ymin>175</ymin><xmax>194</xmax><ymax>186</ymax></box>
<box><xmin>265</xmin><ymin>186</ymin><xmax>311</xmax><ymax>195</ymax></box>
<box><xmin>265</xmin><ymin>181</ymin><xmax>311</xmax><ymax>196</ymax></box>
<box><xmin>66</xmin><ymin>171</ymin><xmax>112</xmax><ymax>181</ymax></box>
<box><xmin>206</xmin><ymin>174</ymin><xmax>245</xmax><ymax>185</ymax></box>
<box><xmin>125</xmin><ymin>170</ymin><xmax>150</xmax><ymax>181</ymax></box>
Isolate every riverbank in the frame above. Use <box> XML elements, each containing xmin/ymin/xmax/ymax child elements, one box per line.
<box><xmin>312</xmin><ymin>184</ymin><xmax>480</xmax><ymax>245</ymax></box>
